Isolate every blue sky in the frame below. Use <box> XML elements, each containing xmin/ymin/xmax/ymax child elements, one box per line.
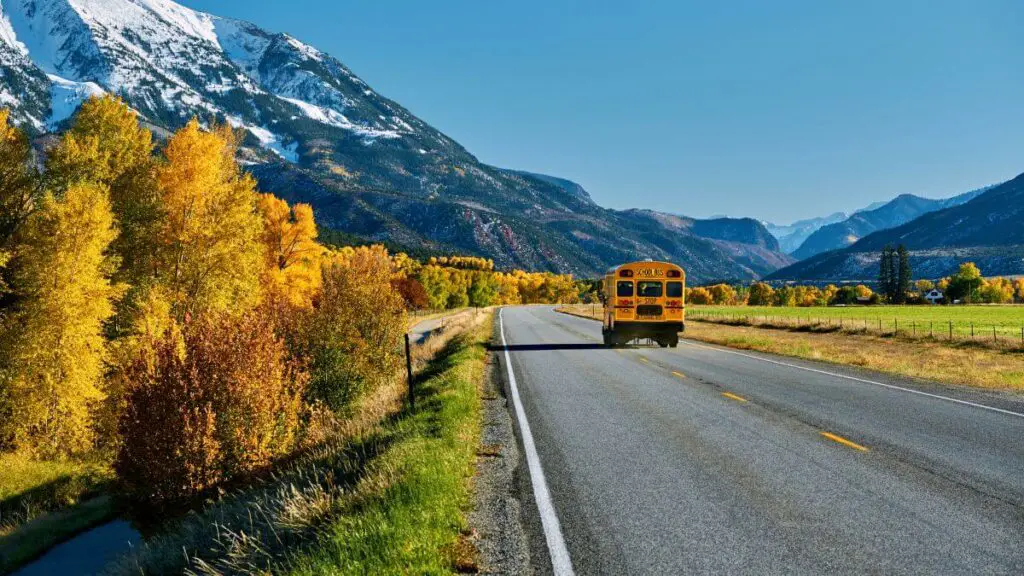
<box><xmin>183</xmin><ymin>0</ymin><xmax>1024</xmax><ymax>224</ymax></box>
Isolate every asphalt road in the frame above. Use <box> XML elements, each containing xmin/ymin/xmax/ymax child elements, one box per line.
<box><xmin>497</xmin><ymin>306</ymin><xmax>1024</xmax><ymax>575</ymax></box>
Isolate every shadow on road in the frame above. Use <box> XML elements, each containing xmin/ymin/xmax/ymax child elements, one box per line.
<box><xmin>489</xmin><ymin>343</ymin><xmax>631</xmax><ymax>352</ymax></box>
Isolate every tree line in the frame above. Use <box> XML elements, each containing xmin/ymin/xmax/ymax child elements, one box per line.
<box><xmin>0</xmin><ymin>97</ymin><xmax>580</xmax><ymax>507</ymax></box>
<box><xmin>684</xmin><ymin>258</ymin><xmax>1023</xmax><ymax>307</ymax></box>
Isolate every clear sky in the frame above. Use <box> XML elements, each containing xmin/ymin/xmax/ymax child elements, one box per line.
<box><xmin>182</xmin><ymin>0</ymin><xmax>1024</xmax><ymax>224</ymax></box>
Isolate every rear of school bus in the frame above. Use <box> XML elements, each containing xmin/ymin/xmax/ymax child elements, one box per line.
<box><xmin>601</xmin><ymin>261</ymin><xmax>685</xmax><ymax>347</ymax></box>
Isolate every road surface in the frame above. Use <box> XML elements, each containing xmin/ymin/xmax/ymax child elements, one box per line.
<box><xmin>497</xmin><ymin>306</ymin><xmax>1024</xmax><ymax>575</ymax></box>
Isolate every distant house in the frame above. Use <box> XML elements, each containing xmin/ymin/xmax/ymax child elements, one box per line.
<box><xmin>924</xmin><ymin>289</ymin><xmax>944</xmax><ymax>304</ymax></box>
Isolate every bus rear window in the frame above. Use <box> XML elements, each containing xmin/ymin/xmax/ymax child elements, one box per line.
<box><xmin>637</xmin><ymin>281</ymin><xmax>663</xmax><ymax>297</ymax></box>
<box><xmin>617</xmin><ymin>281</ymin><xmax>634</xmax><ymax>297</ymax></box>
<box><xmin>667</xmin><ymin>282</ymin><xmax>683</xmax><ymax>298</ymax></box>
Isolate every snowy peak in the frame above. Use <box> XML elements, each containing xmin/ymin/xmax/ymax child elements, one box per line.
<box><xmin>0</xmin><ymin>0</ymin><xmax>439</xmax><ymax>155</ymax></box>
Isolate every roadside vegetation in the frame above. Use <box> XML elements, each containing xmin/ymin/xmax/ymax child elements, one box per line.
<box><xmin>0</xmin><ymin>96</ymin><xmax>574</xmax><ymax>573</ymax></box>
<box><xmin>557</xmin><ymin>304</ymin><xmax>1024</xmax><ymax>391</ymax></box>
<box><xmin>107</xmin><ymin>316</ymin><xmax>490</xmax><ymax>575</ymax></box>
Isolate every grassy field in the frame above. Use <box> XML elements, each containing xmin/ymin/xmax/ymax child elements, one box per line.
<box><xmin>557</xmin><ymin>305</ymin><xmax>1024</xmax><ymax>390</ymax></box>
<box><xmin>0</xmin><ymin>454</ymin><xmax>114</xmax><ymax>573</ymax></box>
<box><xmin>690</xmin><ymin>305</ymin><xmax>1024</xmax><ymax>342</ymax></box>
<box><xmin>107</xmin><ymin>315</ymin><xmax>491</xmax><ymax>576</ymax></box>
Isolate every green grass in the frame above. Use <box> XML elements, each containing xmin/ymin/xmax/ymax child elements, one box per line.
<box><xmin>691</xmin><ymin>304</ymin><xmax>1024</xmax><ymax>341</ymax></box>
<box><xmin>0</xmin><ymin>454</ymin><xmax>110</xmax><ymax>532</ymax></box>
<box><xmin>0</xmin><ymin>454</ymin><xmax>114</xmax><ymax>573</ymax></box>
<box><xmin>283</xmin><ymin>327</ymin><xmax>486</xmax><ymax>575</ymax></box>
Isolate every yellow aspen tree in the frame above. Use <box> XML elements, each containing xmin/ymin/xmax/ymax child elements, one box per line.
<box><xmin>0</xmin><ymin>183</ymin><xmax>123</xmax><ymax>457</ymax></box>
<box><xmin>0</xmin><ymin>109</ymin><xmax>39</xmax><ymax>251</ymax></box>
<box><xmin>156</xmin><ymin>119</ymin><xmax>264</xmax><ymax>318</ymax></box>
<box><xmin>256</xmin><ymin>193</ymin><xmax>322</xmax><ymax>307</ymax></box>
<box><xmin>46</xmin><ymin>96</ymin><xmax>158</xmax><ymax>294</ymax></box>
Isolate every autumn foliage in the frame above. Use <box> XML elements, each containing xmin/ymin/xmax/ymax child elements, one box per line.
<box><xmin>303</xmin><ymin>246</ymin><xmax>406</xmax><ymax>414</ymax></box>
<box><xmin>0</xmin><ymin>183</ymin><xmax>123</xmax><ymax>457</ymax></box>
<box><xmin>115</xmin><ymin>311</ymin><xmax>307</xmax><ymax>504</ymax></box>
<box><xmin>0</xmin><ymin>97</ymin><xmax>582</xmax><ymax>507</ymax></box>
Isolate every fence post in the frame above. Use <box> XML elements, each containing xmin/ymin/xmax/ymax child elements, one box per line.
<box><xmin>912</xmin><ymin>321</ymin><xmax>916</xmax><ymax>337</ymax></box>
<box><xmin>949</xmin><ymin>321</ymin><xmax>953</xmax><ymax>341</ymax></box>
<box><xmin>895</xmin><ymin>318</ymin><xmax>898</xmax><ymax>336</ymax></box>
<box><xmin>405</xmin><ymin>333</ymin><xmax>415</xmax><ymax>410</ymax></box>
<box><xmin>971</xmin><ymin>322</ymin><xmax>974</xmax><ymax>339</ymax></box>
<box><xmin>993</xmin><ymin>326</ymin><xmax>997</xmax><ymax>343</ymax></box>
<box><xmin>930</xmin><ymin>321</ymin><xmax>933</xmax><ymax>338</ymax></box>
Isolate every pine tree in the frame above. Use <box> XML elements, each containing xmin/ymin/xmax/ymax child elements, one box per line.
<box><xmin>896</xmin><ymin>244</ymin><xmax>911</xmax><ymax>304</ymax></box>
<box><xmin>878</xmin><ymin>246</ymin><xmax>893</xmax><ymax>302</ymax></box>
<box><xmin>0</xmin><ymin>183</ymin><xmax>123</xmax><ymax>457</ymax></box>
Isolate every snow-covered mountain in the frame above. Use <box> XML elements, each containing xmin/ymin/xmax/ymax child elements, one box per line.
<box><xmin>0</xmin><ymin>0</ymin><xmax>451</xmax><ymax>152</ymax></box>
<box><xmin>763</xmin><ymin>212</ymin><xmax>847</xmax><ymax>255</ymax></box>
<box><xmin>0</xmin><ymin>0</ymin><xmax>793</xmax><ymax>280</ymax></box>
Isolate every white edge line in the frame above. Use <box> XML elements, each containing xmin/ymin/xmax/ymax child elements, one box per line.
<box><xmin>681</xmin><ymin>339</ymin><xmax>1024</xmax><ymax>419</ymax></box>
<box><xmin>499</xmin><ymin>308</ymin><xmax>576</xmax><ymax>576</ymax></box>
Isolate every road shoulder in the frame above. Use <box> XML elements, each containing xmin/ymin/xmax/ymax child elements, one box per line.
<box><xmin>468</xmin><ymin>319</ymin><xmax>534</xmax><ymax>575</ymax></box>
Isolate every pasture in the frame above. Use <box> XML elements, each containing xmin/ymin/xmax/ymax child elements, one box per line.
<box><xmin>689</xmin><ymin>305</ymin><xmax>1024</xmax><ymax>342</ymax></box>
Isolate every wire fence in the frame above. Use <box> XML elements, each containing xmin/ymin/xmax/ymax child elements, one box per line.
<box><xmin>688</xmin><ymin>309</ymin><xmax>1024</xmax><ymax>349</ymax></box>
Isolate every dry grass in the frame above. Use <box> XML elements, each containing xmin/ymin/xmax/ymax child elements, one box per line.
<box><xmin>557</xmin><ymin>305</ymin><xmax>1024</xmax><ymax>391</ymax></box>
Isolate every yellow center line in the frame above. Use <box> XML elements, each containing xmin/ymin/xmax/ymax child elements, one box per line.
<box><xmin>671</xmin><ymin>371</ymin><xmax>686</xmax><ymax>379</ymax></box>
<box><xmin>639</xmin><ymin>357</ymin><xmax>649</xmax><ymax>363</ymax></box>
<box><xmin>721</xmin><ymin>392</ymin><xmax>747</xmax><ymax>403</ymax></box>
<box><xmin>820</xmin><ymin>431</ymin><xmax>869</xmax><ymax>452</ymax></box>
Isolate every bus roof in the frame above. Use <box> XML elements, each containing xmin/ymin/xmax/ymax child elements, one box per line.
<box><xmin>607</xmin><ymin>260</ymin><xmax>683</xmax><ymax>273</ymax></box>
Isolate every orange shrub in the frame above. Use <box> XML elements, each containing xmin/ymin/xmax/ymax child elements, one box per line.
<box><xmin>115</xmin><ymin>311</ymin><xmax>307</xmax><ymax>505</ymax></box>
<box><xmin>303</xmin><ymin>246</ymin><xmax>405</xmax><ymax>414</ymax></box>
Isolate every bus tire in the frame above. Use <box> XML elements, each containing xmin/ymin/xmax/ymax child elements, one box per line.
<box><xmin>669</xmin><ymin>334</ymin><xmax>679</xmax><ymax>348</ymax></box>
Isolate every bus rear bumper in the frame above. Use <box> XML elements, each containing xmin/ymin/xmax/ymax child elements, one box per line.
<box><xmin>604</xmin><ymin>321</ymin><xmax>684</xmax><ymax>337</ymax></box>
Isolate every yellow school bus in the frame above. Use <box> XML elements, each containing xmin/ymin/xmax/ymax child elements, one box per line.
<box><xmin>601</xmin><ymin>261</ymin><xmax>685</xmax><ymax>347</ymax></box>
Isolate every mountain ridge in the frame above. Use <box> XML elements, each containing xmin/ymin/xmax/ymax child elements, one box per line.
<box><xmin>767</xmin><ymin>175</ymin><xmax>1024</xmax><ymax>281</ymax></box>
<box><xmin>0</xmin><ymin>0</ymin><xmax>793</xmax><ymax>281</ymax></box>
<box><xmin>790</xmin><ymin>187</ymin><xmax>992</xmax><ymax>260</ymax></box>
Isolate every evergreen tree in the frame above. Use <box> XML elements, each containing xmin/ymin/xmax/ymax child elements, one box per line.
<box><xmin>878</xmin><ymin>246</ymin><xmax>893</xmax><ymax>302</ymax></box>
<box><xmin>896</xmin><ymin>244</ymin><xmax>911</xmax><ymax>304</ymax></box>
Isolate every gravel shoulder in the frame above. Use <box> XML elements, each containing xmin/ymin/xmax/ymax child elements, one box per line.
<box><xmin>468</xmin><ymin>336</ymin><xmax>534</xmax><ymax>575</ymax></box>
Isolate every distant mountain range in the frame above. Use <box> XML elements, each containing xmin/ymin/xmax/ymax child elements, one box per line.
<box><xmin>768</xmin><ymin>175</ymin><xmax>1024</xmax><ymax>281</ymax></box>
<box><xmin>788</xmin><ymin>187</ymin><xmax>992</xmax><ymax>260</ymax></box>
<box><xmin>0</xmin><ymin>0</ymin><xmax>793</xmax><ymax>282</ymax></box>
<box><xmin>764</xmin><ymin>212</ymin><xmax>848</xmax><ymax>254</ymax></box>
